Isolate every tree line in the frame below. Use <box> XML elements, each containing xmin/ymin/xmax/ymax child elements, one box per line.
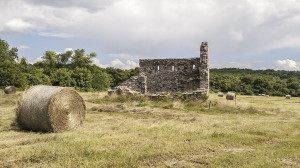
<box><xmin>210</xmin><ymin>68</ymin><xmax>300</xmax><ymax>96</ymax></box>
<box><xmin>1</xmin><ymin>38</ymin><xmax>299</xmax><ymax>96</ymax></box>
<box><xmin>0</xmin><ymin>39</ymin><xmax>138</xmax><ymax>91</ymax></box>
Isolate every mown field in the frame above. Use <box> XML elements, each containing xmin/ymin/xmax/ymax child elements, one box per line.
<box><xmin>0</xmin><ymin>91</ymin><xmax>299</xmax><ymax>167</ymax></box>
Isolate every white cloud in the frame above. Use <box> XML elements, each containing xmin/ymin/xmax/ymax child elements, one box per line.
<box><xmin>110</xmin><ymin>59</ymin><xmax>126</xmax><ymax>68</ymax></box>
<box><xmin>274</xmin><ymin>59</ymin><xmax>300</xmax><ymax>71</ymax></box>
<box><xmin>66</xmin><ymin>0</ymin><xmax>300</xmax><ymax>57</ymax></box>
<box><xmin>211</xmin><ymin>61</ymin><xmax>252</xmax><ymax>69</ymax></box>
<box><xmin>230</xmin><ymin>30</ymin><xmax>244</xmax><ymax>42</ymax></box>
<box><xmin>108</xmin><ymin>53</ymin><xmax>143</xmax><ymax>60</ymax></box>
<box><xmin>35</xmin><ymin>56</ymin><xmax>43</xmax><ymax>62</ymax></box>
<box><xmin>93</xmin><ymin>58</ymin><xmax>138</xmax><ymax>69</ymax></box>
<box><xmin>92</xmin><ymin>58</ymin><xmax>108</xmax><ymax>68</ymax></box>
<box><xmin>0</xmin><ymin>0</ymin><xmax>89</xmax><ymax>35</ymax></box>
<box><xmin>259</xmin><ymin>67</ymin><xmax>267</xmax><ymax>70</ymax></box>
<box><xmin>38</xmin><ymin>32</ymin><xmax>74</xmax><ymax>38</ymax></box>
<box><xmin>1</xmin><ymin>0</ymin><xmax>300</xmax><ymax>62</ymax></box>
<box><xmin>125</xmin><ymin>60</ymin><xmax>138</xmax><ymax>68</ymax></box>
<box><xmin>26</xmin><ymin>0</ymin><xmax>116</xmax><ymax>11</ymax></box>
<box><xmin>18</xmin><ymin>45</ymin><xmax>30</xmax><ymax>50</ymax></box>
<box><xmin>1</xmin><ymin>18</ymin><xmax>32</xmax><ymax>34</ymax></box>
<box><xmin>64</xmin><ymin>48</ymin><xmax>73</xmax><ymax>52</ymax></box>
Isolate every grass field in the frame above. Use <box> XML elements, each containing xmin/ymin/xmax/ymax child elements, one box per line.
<box><xmin>0</xmin><ymin>91</ymin><xmax>299</xmax><ymax>167</ymax></box>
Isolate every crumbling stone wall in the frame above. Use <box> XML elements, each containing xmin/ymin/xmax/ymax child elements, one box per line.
<box><xmin>139</xmin><ymin>58</ymin><xmax>201</xmax><ymax>93</ymax></box>
<box><xmin>115</xmin><ymin>42</ymin><xmax>209</xmax><ymax>95</ymax></box>
<box><xmin>117</xmin><ymin>74</ymin><xmax>147</xmax><ymax>93</ymax></box>
<box><xmin>199</xmin><ymin>42</ymin><xmax>209</xmax><ymax>95</ymax></box>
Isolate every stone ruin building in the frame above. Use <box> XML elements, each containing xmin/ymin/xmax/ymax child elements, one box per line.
<box><xmin>112</xmin><ymin>42</ymin><xmax>209</xmax><ymax>97</ymax></box>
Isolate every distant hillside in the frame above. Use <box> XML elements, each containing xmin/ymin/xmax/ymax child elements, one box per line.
<box><xmin>210</xmin><ymin>68</ymin><xmax>300</xmax><ymax>96</ymax></box>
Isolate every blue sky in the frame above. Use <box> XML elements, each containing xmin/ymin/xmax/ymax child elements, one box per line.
<box><xmin>1</xmin><ymin>0</ymin><xmax>300</xmax><ymax>70</ymax></box>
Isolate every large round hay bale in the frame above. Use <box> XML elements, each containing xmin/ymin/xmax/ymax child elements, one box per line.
<box><xmin>218</xmin><ymin>92</ymin><xmax>224</xmax><ymax>97</ymax></box>
<box><xmin>226</xmin><ymin>92</ymin><xmax>235</xmax><ymax>100</ymax></box>
<box><xmin>16</xmin><ymin>85</ymin><xmax>86</xmax><ymax>132</ymax></box>
<box><xmin>4</xmin><ymin>86</ymin><xmax>16</xmax><ymax>94</ymax></box>
<box><xmin>286</xmin><ymin>95</ymin><xmax>291</xmax><ymax>99</ymax></box>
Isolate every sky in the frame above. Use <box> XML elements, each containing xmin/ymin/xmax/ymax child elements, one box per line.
<box><xmin>1</xmin><ymin>0</ymin><xmax>300</xmax><ymax>70</ymax></box>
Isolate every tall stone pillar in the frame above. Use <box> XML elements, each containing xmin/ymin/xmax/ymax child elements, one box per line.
<box><xmin>199</xmin><ymin>42</ymin><xmax>209</xmax><ymax>95</ymax></box>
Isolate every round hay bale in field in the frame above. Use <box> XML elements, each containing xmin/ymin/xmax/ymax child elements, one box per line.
<box><xmin>16</xmin><ymin>85</ymin><xmax>86</xmax><ymax>132</ymax></box>
<box><xmin>4</xmin><ymin>86</ymin><xmax>16</xmax><ymax>94</ymax></box>
<box><xmin>218</xmin><ymin>92</ymin><xmax>224</xmax><ymax>97</ymax></box>
<box><xmin>226</xmin><ymin>92</ymin><xmax>235</xmax><ymax>100</ymax></box>
<box><xmin>286</xmin><ymin>95</ymin><xmax>291</xmax><ymax>99</ymax></box>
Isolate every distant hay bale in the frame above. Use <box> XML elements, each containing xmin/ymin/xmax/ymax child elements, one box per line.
<box><xmin>226</xmin><ymin>92</ymin><xmax>235</xmax><ymax>100</ymax></box>
<box><xmin>16</xmin><ymin>85</ymin><xmax>86</xmax><ymax>132</ymax></box>
<box><xmin>218</xmin><ymin>92</ymin><xmax>223</xmax><ymax>97</ymax></box>
<box><xmin>286</xmin><ymin>95</ymin><xmax>291</xmax><ymax>99</ymax></box>
<box><xmin>4</xmin><ymin>86</ymin><xmax>16</xmax><ymax>94</ymax></box>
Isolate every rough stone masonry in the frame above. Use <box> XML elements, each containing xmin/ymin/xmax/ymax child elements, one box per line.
<box><xmin>115</xmin><ymin>42</ymin><xmax>209</xmax><ymax>96</ymax></box>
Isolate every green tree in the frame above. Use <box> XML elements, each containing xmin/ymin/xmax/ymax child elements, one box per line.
<box><xmin>41</xmin><ymin>51</ymin><xmax>57</xmax><ymax>75</ymax></box>
<box><xmin>50</xmin><ymin>68</ymin><xmax>73</xmax><ymax>87</ymax></box>
<box><xmin>71</xmin><ymin>67</ymin><xmax>92</xmax><ymax>91</ymax></box>
<box><xmin>287</xmin><ymin>78</ymin><xmax>300</xmax><ymax>96</ymax></box>
<box><xmin>56</xmin><ymin>50</ymin><xmax>73</xmax><ymax>68</ymax></box>
<box><xmin>91</xmin><ymin>66</ymin><xmax>111</xmax><ymax>92</ymax></box>
<box><xmin>241</xmin><ymin>75</ymin><xmax>253</xmax><ymax>85</ymax></box>
<box><xmin>19</xmin><ymin>58</ymin><xmax>51</xmax><ymax>87</ymax></box>
<box><xmin>253</xmin><ymin>77</ymin><xmax>270</xmax><ymax>94</ymax></box>
<box><xmin>25</xmin><ymin>69</ymin><xmax>51</xmax><ymax>86</ymax></box>
<box><xmin>0</xmin><ymin>39</ymin><xmax>18</xmax><ymax>63</ymax></box>
<box><xmin>71</xmin><ymin>49</ymin><xmax>97</xmax><ymax>68</ymax></box>
<box><xmin>0</xmin><ymin>39</ymin><xmax>27</xmax><ymax>88</ymax></box>
<box><xmin>0</xmin><ymin>62</ymin><xmax>27</xmax><ymax>88</ymax></box>
<box><xmin>105</xmin><ymin>67</ymin><xmax>131</xmax><ymax>87</ymax></box>
<box><xmin>20</xmin><ymin>57</ymin><xmax>29</xmax><ymax>66</ymax></box>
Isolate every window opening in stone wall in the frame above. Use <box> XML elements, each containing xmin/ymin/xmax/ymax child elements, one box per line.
<box><xmin>193</xmin><ymin>65</ymin><xmax>196</xmax><ymax>69</ymax></box>
<box><xmin>172</xmin><ymin>66</ymin><xmax>175</xmax><ymax>71</ymax></box>
<box><xmin>157</xmin><ymin>66</ymin><xmax>160</xmax><ymax>71</ymax></box>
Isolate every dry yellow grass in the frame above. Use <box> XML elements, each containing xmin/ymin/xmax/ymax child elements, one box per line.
<box><xmin>0</xmin><ymin>91</ymin><xmax>299</xmax><ymax>167</ymax></box>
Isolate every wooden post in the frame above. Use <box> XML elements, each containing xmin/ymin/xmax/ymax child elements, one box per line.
<box><xmin>235</xmin><ymin>94</ymin><xmax>237</xmax><ymax>105</ymax></box>
<box><xmin>209</xmin><ymin>100</ymin><xmax>211</xmax><ymax>111</ymax></box>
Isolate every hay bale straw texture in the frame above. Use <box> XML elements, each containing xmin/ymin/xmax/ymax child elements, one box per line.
<box><xmin>4</xmin><ymin>86</ymin><xmax>16</xmax><ymax>94</ymax></box>
<box><xmin>218</xmin><ymin>92</ymin><xmax>224</xmax><ymax>97</ymax></box>
<box><xmin>226</xmin><ymin>92</ymin><xmax>235</xmax><ymax>100</ymax></box>
<box><xmin>16</xmin><ymin>85</ymin><xmax>86</xmax><ymax>132</ymax></box>
<box><xmin>286</xmin><ymin>95</ymin><xmax>291</xmax><ymax>99</ymax></box>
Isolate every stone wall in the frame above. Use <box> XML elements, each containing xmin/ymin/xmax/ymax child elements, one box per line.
<box><xmin>117</xmin><ymin>74</ymin><xmax>147</xmax><ymax>93</ymax></box>
<box><xmin>139</xmin><ymin>58</ymin><xmax>201</xmax><ymax>93</ymax></box>
<box><xmin>114</xmin><ymin>42</ymin><xmax>209</xmax><ymax>95</ymax></box>
<box><xmin>199</xmin><ymin>42</ymin><xmax>209</xmax><ymax>95</ymax></box>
